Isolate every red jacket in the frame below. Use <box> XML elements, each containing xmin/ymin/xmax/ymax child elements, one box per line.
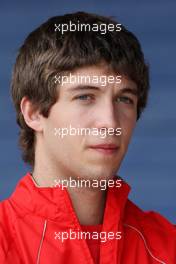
<box><xmin>0</xmin><ymin>172</ymin><xmax>175</xmax><ymax>263</ymax></box>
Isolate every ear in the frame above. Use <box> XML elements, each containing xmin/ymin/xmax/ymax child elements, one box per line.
<box><xmin>20</xmin><ymin>97</ymin><xmax>43</xmax><ymax>132</ymax></box>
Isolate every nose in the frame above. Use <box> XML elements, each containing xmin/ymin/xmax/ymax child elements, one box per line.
<box><xmin>94</xmin><ymin>99</ymin><xmax>120</xmax><ymax>131</ymax></box>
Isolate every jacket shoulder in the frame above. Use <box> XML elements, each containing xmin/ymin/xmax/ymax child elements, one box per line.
<box><xmin>125</xmin><ymin>199</ymin><xmax>175</xmax><ymax>228</ymax></box>
<box><xmin>123</xmin><ymin>199</ymin><xmax>176</xmax><ymax>262</ymax></box>
<box><xmin>0</xmin><ymin>199</ymin><xmax>19</xmax><ymax>262</ymax></box>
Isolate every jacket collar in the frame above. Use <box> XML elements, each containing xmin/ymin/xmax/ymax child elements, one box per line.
<box><xmin>10</xmin><ymin>172</ymin><xmax>131</xmax><ymax>229</ymax></box>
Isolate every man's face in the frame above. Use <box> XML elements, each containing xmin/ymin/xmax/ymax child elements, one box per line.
<box><xmin>41</xmin><ymin>64</ymin><xmax>138</xmax><ymax>181</ymax></box>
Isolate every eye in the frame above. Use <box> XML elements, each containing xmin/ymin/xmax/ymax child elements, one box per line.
<box><xmin>117</xmin><ymin>96</ymin><xmax>134</xmax><ymax>105</ymax></box>
<box><xmin>75</xmin><ymin>94</ymin><xmax>94</xmax><ymax>101</ymax></box>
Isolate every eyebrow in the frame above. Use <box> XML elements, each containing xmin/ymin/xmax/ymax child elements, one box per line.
<box><xmin>120</xmin><ymin>87</ymin><xmax>138</xmax><ymax>96</ymax></box>
<box><xmin>68</xmin><ymin>85</ymin><xmax>100</xmax><ymax>92</ymax></box>
<box><xmin>67</xmin><ymin>85</ymin><xmax>138</xmax><ymax>95</ymax></box>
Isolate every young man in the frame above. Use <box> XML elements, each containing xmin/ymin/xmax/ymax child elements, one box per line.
<box><xmin>0</xmin><ymin>11</ymin><xmax>175</xmax><ymax>264</ymax></box>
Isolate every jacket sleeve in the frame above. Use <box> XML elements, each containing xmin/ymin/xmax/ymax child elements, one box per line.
<box><xmin>141</xmin><ymin>211</ymin><xmax>176</xmax><ymax>263</ymax></box>
<box><xmin>0</xmin><ymin>222</ymin><xmax>8</xmax><ymax>262</ymax></box>
<box><xmin>0</xmin><ymin>223</ymin><xmax>22</xmax><ymax>263</ymax></box>
<box><xmin>0</xmin><ymin>202</ymin><xmax>22</xmax><ymax>263</ymax></box>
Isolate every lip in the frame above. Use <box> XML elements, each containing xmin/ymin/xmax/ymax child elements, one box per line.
<box><xmin>89</xmin><ymin>144</ymin><xmax>119</xmax><ymax>155</ymax></box>
<box><xmin>90</xmin><ymin>144</ymin><xmax>119</xmax><ymax>149</ymax></box>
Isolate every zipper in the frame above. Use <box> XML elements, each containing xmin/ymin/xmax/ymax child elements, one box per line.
<box><xmin>36</xmin><ymin>220</ymin><xmax>47</xmax><ymax>264</ymax></box>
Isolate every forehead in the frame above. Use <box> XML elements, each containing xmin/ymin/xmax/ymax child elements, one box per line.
<box><xmin>57</xmin><ymin>63</ymin><xmax>137</xmax><ymax>92</ymax></box>
<box><xmin>70</xmin><ymin>63</ymin><xmax>130</xmax><ymax>80</ymax></box>
<box><xmin>71</xmin><ymin>63</ymin><xmax>113</xmax><ymax>75</ymax></box>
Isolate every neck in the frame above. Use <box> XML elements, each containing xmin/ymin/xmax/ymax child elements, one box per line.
<box><xmin>32</xmin><ymin>164</ymin><xmax>107</xmax><ymax>226</ymax></box>
<box><xmin>68</xmin><ymin>186</ymin><xmax>107</xmax><ymax>225</ymax></box>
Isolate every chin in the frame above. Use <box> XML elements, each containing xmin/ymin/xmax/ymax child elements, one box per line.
<box><xmin>83</xmin><ymin>167</ymin><xmax>118</xmax><ymax>181</ymax></box>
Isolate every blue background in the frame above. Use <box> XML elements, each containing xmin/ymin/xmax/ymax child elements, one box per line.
<box><xmin>0</xmin><ymin>0</ymin><xmax>175</xmax><ymax>223</ymax></box>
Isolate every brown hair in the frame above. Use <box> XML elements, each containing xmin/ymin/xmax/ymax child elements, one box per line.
<box><xmin>11</xmin><ymin>11</ymin><xmax>149</xmax><ymax>168</ymax></box>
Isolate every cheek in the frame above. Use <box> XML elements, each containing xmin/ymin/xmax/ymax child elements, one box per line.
<box><xmin>119</xmin><ymin>114</ymin><xmax>136</xmax><ymax>142</ymax></box>
<box><xmin>52</xmin><ymin>102</ymin><xmax>88</xmax><ymax>127</ymax></box>
<box><xmin>49</xmin><ymin>106</ymin><xmax>72</xmax><ymax>130</ymax></box>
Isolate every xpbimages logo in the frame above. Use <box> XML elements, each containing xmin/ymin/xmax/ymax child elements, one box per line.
<box><xmin>54</xmin><ymin>73</ymin><xmax>122</xmax><ymax>86</ymax></box>
<box><xmin>53</xmin><ymin>177</ymin><xmax>122</xmax><ymax>190</ymax></box>
<box><xmin>54</xmin><ymin>125</ymin><xmax>122</xmax><ymax>139</ymax></box>
<box><xmin>54</xmin><ymin>230</ymin><xmax>122</xmax><ymax>243</ymax></box>
<box><xmin>54</xmin><ymin>21</ymin><xmax>122</xmax><ymax>35</ymax></box>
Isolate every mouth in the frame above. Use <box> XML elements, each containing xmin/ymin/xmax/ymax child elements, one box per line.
<box><xmin>88</xmin><ymin>144</ymin><xmax>119</xmax><ymax>155</ymax></box>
